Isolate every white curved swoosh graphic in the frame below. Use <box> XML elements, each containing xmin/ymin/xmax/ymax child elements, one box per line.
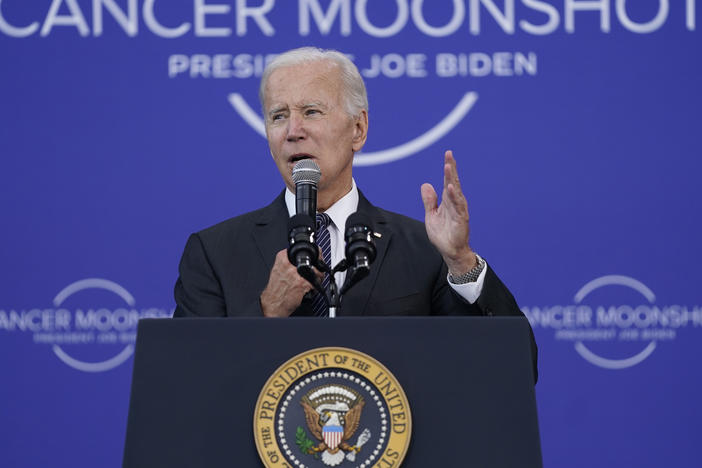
<box><xmin>228</xmin><ymin>93</ymin><xmax>266</xmax><ymax>137</ymax></box>
<box><xmin>53</xmin><ymin>344</ymin><xmax>135</xmax><ymax>373</ymax></box>
<box><xmin>53</xmin><ymin>278</ymin><xmax>136</xmax><ymax>307</ymax></box>
<box><xmin>227</xmin><ymin>92</ymin><xmax>478</xmax><ymax>166</ymax></box>
<box><xmin>574</xmin><ymin>275</ymin><xmax>656</xmax><ymax>304</ymax></box>
<box><xmin>574</xmin><ymin>341</ymin><xmax>657</xmax><ymax>370</ymax></box>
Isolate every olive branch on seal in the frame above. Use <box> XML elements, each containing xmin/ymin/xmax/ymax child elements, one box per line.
<box><xmin>295</xmin><ymin>426</ymin><xmax>320</xmax><ymax>459</ymax></box>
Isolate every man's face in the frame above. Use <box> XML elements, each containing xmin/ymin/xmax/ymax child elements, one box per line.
<box><xmin>263</xmin><ymin>60</ymin><xmax>368</xmax><ymax>206</ymax></box>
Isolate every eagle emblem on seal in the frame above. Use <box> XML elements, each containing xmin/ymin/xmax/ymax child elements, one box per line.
<box><xmin>298</xmin><ymin>384</ymin><xmax>371</xmax><ymax>466</ymax></box>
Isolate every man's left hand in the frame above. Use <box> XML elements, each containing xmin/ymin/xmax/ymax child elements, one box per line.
<box><xmin>421</xmin><ymin>150</ymin><xmax>477</xmax><ymax>276</ymax></box>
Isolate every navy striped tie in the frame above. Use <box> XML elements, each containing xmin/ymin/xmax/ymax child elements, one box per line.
<box><xmin>312</xmin><ymin>212</ymin><xmax>332</xmax><ymax>317</ymax></box>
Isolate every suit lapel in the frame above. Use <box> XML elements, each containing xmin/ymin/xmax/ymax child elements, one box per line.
<box><xmin>341</xmin><ymin>191</ymin><xmax>392</xmax><ymax>316</ymax></box>
<box><xmin>252</xmin><ymin>191</ymin><xmax>289</xmax><ymax>271</ymax></box>
<box><xmin>252</xmin><ymin>191</ymin><xmax>316</xmax><ymax>316</ymax></box>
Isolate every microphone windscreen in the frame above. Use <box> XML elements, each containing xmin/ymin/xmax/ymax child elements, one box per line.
<box><xmin>288</xmin><ymin>213</ymin><xmax>315</xmax><ymax>231</ymax></box>
<box><xmin>292</xmin><ymin>160</ymin><xmax>321</xmax><ymax>186</ymax></box>
<box><xmin>345</xmin><ymin>211</ymin><xmax>374</xmax><ymax>234</ymax></box>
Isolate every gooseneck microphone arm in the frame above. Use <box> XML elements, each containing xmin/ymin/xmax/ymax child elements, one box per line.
<box><xmin>286</xmin><ymin>213</ymin><xmax>342</xmax><ymax>316</ymax></box>
<box><xmin>287</xmin><ymin>209</ymin><xmax>377</xmax><ymax>316</ymax></box>
<box><xmin>290</xmin><ymin>160</ymin><xmax>335</xmax><ymax>313</ymax></box>
<box><xmin>287</xmin><ymin>161</ymin><xmax>377</xmax><ymax>317</ymax></box>
<box><xmin>287</xmin><ymin>214</ymin><xmax>324</xmax><ymax>296</ymax></box>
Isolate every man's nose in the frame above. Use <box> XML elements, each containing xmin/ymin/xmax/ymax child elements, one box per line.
<box><xmin>286</xmin><ymin>113</ymin><xmax>306</xmax><ymax>141</ymax></box>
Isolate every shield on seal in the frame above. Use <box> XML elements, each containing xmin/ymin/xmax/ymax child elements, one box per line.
<box><xmin>322</xmin><ymin>425</ymin><xmax>343</xmax><ymax>450</ymax></box>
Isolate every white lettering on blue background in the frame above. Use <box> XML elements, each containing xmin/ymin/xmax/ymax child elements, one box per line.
<box><xmin>0</xmin><ymin>0</ymin><xmax>695</xmax><ymax>38</ymax></box>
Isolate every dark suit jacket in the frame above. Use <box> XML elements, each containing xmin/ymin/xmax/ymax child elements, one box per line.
<box><xmin>173</xmin><ymin>191</ymin><xmax>537</xmax><ymax>378</ymax></box>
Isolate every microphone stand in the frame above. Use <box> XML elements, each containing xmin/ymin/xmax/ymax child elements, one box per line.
<box><xmin>288</xmin><ymin>216</ymin><xmax>351</xmax><ymax>318</ymax></box>
<box><xmin>308</xmin><ymin>227</ymin><xmax>376</xmax><ymax>317</ymax></box>
<box><xmin>289</xmin><ymin>208</ymin><xmax>376</xmax><ymax>318</ymax></box>
<box><xmin>315</xmin><ymin>259</ymin><xmax>348</xmax><ymax>318</ymax></box>
<box><xmin>328</xmin><ymin>280</ymin><xmax>339</xmax><ymax>318</ymax></box>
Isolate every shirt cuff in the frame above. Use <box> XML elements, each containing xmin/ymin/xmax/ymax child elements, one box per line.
<box><xmin>446</xmin><ymin>255</ymin><xmax>487</xmax><ymax>304</ymax></box>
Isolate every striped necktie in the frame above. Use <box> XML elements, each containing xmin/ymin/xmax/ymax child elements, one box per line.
<box><xmin>312</xmin><ymin>212</ymin><xmax>332</xmax><ymax>317</ymax></box>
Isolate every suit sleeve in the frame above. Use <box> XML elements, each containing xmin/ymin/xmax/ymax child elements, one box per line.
<box><xmin>173</xmin><ymin>233</ymin><xmax>227</xmax><ymax>317</ymax></box>
<box><xmin>432</xmin><ymin>258</ymin><xmax>539</xmax><ymax>383</ymax></box>
<box><xmin>480</xmin><ymin>265</ymin><xmax>539</xmax><ymax>383</ymax></box>
<box><xmin>174</xmin><ymin>233</ymin><xmax>268</xmax><ymax>318</ymax></box>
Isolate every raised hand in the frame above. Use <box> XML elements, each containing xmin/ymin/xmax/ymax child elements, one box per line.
<box><xmin>420</xmin><ymin>150</ymin><xmax>477</xmax><ymax>276</ymax></box>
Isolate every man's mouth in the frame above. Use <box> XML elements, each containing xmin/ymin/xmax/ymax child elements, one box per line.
<box><xmin>289</xmin><ymin>153</ymin><xmax>314</xmax><ymax>163</ymax></box>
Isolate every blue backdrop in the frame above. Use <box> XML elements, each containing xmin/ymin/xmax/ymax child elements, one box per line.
<box><xmin>1</xmin><ymin>1</ymin><xmax>700</xmax><ymax>466</ymax></box>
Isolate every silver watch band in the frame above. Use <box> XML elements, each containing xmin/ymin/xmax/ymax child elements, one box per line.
<box><xmin>448</xmin><ymin>254</ymin><xmax>485</xmax><ymax>284</ymax></box>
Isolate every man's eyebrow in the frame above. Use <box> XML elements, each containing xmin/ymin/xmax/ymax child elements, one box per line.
<box><xmin>267</xmin><ymin>105</ymin><xmax>288</xmax><ymax>116</ymax></box>
<box><xmin>298</xmin><ymin>101</ymin><xmax>328</xmax><ymax>110</ymax></box>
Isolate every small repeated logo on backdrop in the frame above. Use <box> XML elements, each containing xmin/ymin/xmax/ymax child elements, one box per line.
<box><xmin>0</xmin><ymin>278</ymin><xmax>172</xmax><ymax>372</ymax></box>
<box><xmin>523</xmin><ymin>275</ymin><xmax>702</xmax><ymax>369</ymax></box>
<box><xmin>254</xmin><ymin>347</ymin><xmax>411</xmax><ymax>468</ymax></box>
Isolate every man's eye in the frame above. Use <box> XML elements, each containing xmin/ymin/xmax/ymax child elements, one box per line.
<box><xmin>305</xmin><ymin>109</ymin><xmax>321</xmax><ymax>116</ymax></box>
<box><xmin>271</xmin><ymin>114</ymin><xmax>285</xmax><ymax>121</ymax></box>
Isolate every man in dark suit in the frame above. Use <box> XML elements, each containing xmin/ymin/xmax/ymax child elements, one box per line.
<box><xmin>174</xmin><ymin>188</ymin><xmax>521</xmax><ymax>319</ymax></box>
<box><xmin>173</xmin><ymin>47</ymin><xmax>536</xmax><ymax>375</ymax></box>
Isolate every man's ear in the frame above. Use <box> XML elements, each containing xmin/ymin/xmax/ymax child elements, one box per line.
<box><xmin>351</xmin><ymin>110</ymin><xmax>369</xmax><ymax>153</ymax></box>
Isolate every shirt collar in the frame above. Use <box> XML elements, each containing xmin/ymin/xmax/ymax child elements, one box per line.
<box><xmin>284</xmin><ymin>179</ymin><xmax>359</xmax><ymax>230</ymax></box>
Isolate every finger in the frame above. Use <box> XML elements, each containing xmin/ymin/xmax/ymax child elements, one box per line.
<box><xmin>447</xmin><ymin>183</ymin><xmax>469</xmax><ymax>218</ymax></box>
<box><xmin>444</xmin><ymin>150</ymin><xmax>461</xmax><ymax>192</ymax></box>
<box><xmin>276</xmin><ymin>249</ymin><xmax>292</xmax><ymax>268</ymax></box>
<box><xmin>420</xmin><ymin>183</ymin><xmax>438</xmax><ymax>214</ymax></box>
<box><xmin>311</xmin><ymin>259</ymin><xmax>325</xmax><ymax>278</ymax></box>
<box><xmin>294</xmin><ymin>269</ymin><xmax>317</xmax><ymax>293</ymax></box>
<box><xmin>300</xmin><ymin>276</ymin><xmax>316</xmax><ymax>292</ymax></box>
<box><xmin>278</xmin><ymin>249</ymin><xmax>308</xmax><ymax>284</ymax></box>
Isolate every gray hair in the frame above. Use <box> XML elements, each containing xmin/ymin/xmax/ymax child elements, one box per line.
<box><xmin>259</xmin><ymin>47</ymin><xmax>368</xmax><ymax>118</ymax></box>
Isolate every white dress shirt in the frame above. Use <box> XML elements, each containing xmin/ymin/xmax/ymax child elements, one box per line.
<box><xmin>285</xmin><ymin>180</ymin><xmax>487</xmax><ymax>304</ymax></box>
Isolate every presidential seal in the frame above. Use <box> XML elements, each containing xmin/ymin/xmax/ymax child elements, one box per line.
<box><xmin>254</xmin><ymin>347</ymin><xmax>412</xmax><ymax>467</ymax></box>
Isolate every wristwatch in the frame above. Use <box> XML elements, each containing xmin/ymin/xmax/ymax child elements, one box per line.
<box><xmin>448</xmin><ymin>254</ymin><xmax>485</xmax><ymax>284</ymax></box>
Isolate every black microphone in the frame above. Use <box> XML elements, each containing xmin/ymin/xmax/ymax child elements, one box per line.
<box><xmin>340</xmin><ymin>212</ymin><xmax>377</xmax><ymax>294</ymax></box>
<box><xmin>287</xmin><ymin>214</ymin><xmax>322</xmax><ymax>292</ymax></box>
<box><xmin>292</xmin><ymin>160</ymin><xmax>321</xmax><ymax>219</ymax></box>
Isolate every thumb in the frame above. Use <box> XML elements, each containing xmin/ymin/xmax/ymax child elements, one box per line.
<box><xmin>421</xmin><ymin>183</ymin><xmax>438</xmax><ymax>214</ymax></box>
